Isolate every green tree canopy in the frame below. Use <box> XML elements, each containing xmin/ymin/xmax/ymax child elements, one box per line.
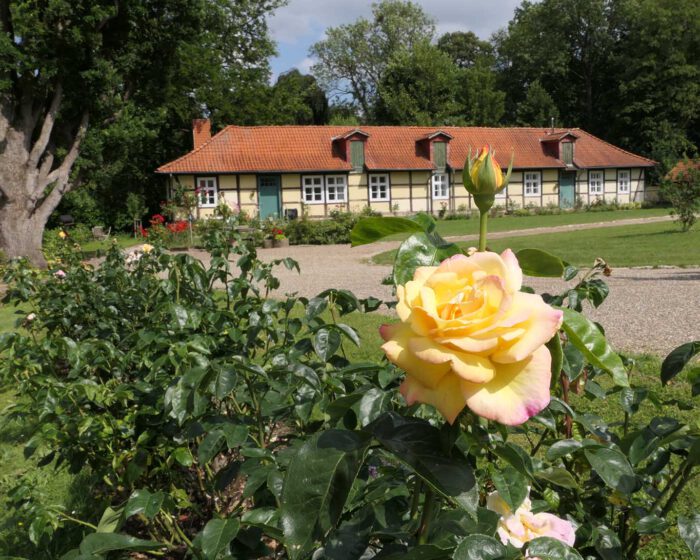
<box><xmin>268</xmin><ymin>69</ymin><xmax>329</xmax><ymax>125</ymax></box>
<box><xmin>309</xmin><ymin>0</ymin><xmax>434</xmax><ymax>118</ymax></box>
<box><xmin>375</xmin><ymin>41</ymin><xmax>460</xmax><ymax>125</ymax></box>
<box><xmin>437</xmin><ymin>31</ymin><xmax>495</xmax><ymax>69</ymax></box>
<box><xmin>516</xmin><ymin>80</ymin><xmax>559</xmax><ymax>127</ymax></box>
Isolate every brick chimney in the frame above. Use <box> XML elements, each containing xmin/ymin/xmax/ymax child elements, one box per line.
<box><xmin>192</xmin><ymin>118</ymin><xmax>211</xmax><ymax>149</ymax></box>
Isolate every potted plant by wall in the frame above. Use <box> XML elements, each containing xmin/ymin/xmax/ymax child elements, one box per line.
<box><xmin>272</xmin><ymin>227</ymin><xmax>288</xmax><ymax>248</ymax></box>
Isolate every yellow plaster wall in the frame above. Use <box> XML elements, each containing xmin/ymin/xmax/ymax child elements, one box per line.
<box><xmin>218</xmin><ymin>175</ymin><xmax>239</xmax><ymax>208</ymax></box>
<box><xmin>348</xmin><ymin>172</ymin><xmax>366</xmax><ymax>205</ymax></box>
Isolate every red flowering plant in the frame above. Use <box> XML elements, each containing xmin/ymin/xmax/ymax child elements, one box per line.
<box><xmin>273</xmin><ymin>227</ymin><xmax>286</xmax><ymax>240</ymax></box>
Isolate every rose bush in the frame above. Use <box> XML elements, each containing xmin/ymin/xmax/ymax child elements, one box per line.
<box><xmin>2</xmin><ymin>197</ymin><xmax>700</xmax><ymax>558</ymax></box>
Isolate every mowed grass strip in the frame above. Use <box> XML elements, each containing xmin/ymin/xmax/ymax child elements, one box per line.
<box><xmin>372</xmin><ymin>221</ymin><xmax>700</xmax><ymax>268</ymax></box>
<box><xmin>380</xmin><ymin>208</ymin><xmax>669</xmax><ymax>240</ymax></box>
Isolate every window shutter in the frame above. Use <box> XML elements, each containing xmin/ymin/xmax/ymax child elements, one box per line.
<box><xmin>561</xmin><ymin>142</ymin><xmax>573</xmax><ymax>164</ymax></box>
<box><xmin>350</xmin><ymin>141</ymin><xmax>365</xmax><ymax>171</ymax></box>
<box><xmin>433</xmin><ymin>142</ymin><xmax>447</xmax><ymax>171</ymax></box>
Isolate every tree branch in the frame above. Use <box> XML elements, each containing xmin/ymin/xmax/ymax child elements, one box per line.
<box><xmin>37</xmin><ymin>145</ymin><xmax>55</xmax><ymax>185</ymax></box>
<box><xmin>27</xmin><ymin>83</ymin><xmax>63</xmax><ymax>171</ymax></box>
<box><xmin>42</xmin><ymin>110</ymin><xmax>88</xmax><ymax>192</ymax></box>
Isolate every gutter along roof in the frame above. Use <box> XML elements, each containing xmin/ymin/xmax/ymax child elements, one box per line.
<box><xmin>157</xmin><ymin>125</ymin><xmax>656</xmax><ymax>175</ymax></box>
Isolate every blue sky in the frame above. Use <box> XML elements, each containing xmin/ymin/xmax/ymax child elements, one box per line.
<box><xmin>267</xmin><ymin>0</ymin><xmax>523</xmax><ymax>81</ymax></box>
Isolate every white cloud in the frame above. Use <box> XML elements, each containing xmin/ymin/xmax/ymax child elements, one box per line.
<box><xmin>268</xmin><ymin>0</ymin><xmax>522</xmax><ymax>47</ymax></box>
<box><xmin>267</xmin><ymin>0</ymin><xmax>526</xmax><ymax>80</ymax></box>
<box><xmin>296</xmin><ymin>56</ymin><xmax>316</xmax><ymax>74</ymax></box>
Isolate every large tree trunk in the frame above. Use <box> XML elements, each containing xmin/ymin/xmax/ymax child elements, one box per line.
<box><xmin>0</xmin><ymin>201</ymin><xmax>47</xmax><ymax>267</ymax></box>
<box><xmin>0</xmin><ymin>91</ymin><xmax>88</xmax><ymax>268</ymax></box>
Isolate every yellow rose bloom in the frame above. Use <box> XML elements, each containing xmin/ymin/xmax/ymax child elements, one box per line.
<box><xmin>380</xmin><ymin>250</ymin><xmax>563</xmax><ymax>425</ymax></box>
<box><xmin>141</xmin><ymin>243</ymin><xmax>154</xmax><ymax>253</ymax></box>
<box><xmin>58</xmin><ymin>230</ymin><xmax>67</xmax><ymax>239</ymax></box>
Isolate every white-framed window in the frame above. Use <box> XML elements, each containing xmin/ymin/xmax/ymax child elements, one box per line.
<box><xmin>589</xmin><ymin>170</ymin><xmax>603</xmax><ymax>194</ymax></box>
<box><xmin>432</xmin><ymin>173</ymin><xmax>449</xmax><ymax>200</ymax></box>
<box><xmin>302</xmin><ymin>175</ymin><xmax>347</xmax><ymax>204</ymax></box>
<box><xmin>617</xmin><ymin>170</ymin><xmax>630</xmax><ymax>193</ymax></box>
<box><xmin>524</xmin><ymin>171</ymin><xmax>541</xmax><ymax>196</ymax></box>
<box><xmin>369</xmin><ymin>174</ymin><xmax>390</xmax><ymax>201</ymax></box>
<box><xmin>303</xmin><ymin>176</ymin><xmax>324</xmax><ymax>203</ymax></box>
<box><xmin>326</xmin><ymin>175</ymin><xmax>347</xmax><ymax>203</ymax></box>
<box><xmin>197</xmin><ymin>177</ymin><xmax>218</xmax><ymax>207</ymax></box>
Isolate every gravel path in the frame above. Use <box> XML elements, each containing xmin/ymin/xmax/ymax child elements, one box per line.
<box><xmin>189</xmin><ymin>214</ymin><xmax>699</xmax><ymax>356</ymax></box>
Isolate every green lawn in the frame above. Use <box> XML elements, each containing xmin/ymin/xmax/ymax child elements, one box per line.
<box><xmin>372</xmin><ymin>221</ymin><xmax>700</xmax><ymax>268</ymax></box>
<box><xmin>415</xmin><ymin>208</ymin><xmax>668</xmax><ymax>239</ymax></box>
<box><xmin>77</xmin><ymin>233</ymin><xmax>142</xmax><ymax>255</ymax></box>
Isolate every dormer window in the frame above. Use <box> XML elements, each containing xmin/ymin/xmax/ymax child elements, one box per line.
<box><xmin>416</xmin><ymin>131</ymin><xmax>453</xmax><ymax>169</ymax></box>
<box><xmin>540</xmin><ymin>130</ymin><xmax>578</xmax><ymax>164</ymax></box>
<box><xmin>332</xmin><ymin>129</ymin><xmax>369</xmax><ymax>172</ymax></box>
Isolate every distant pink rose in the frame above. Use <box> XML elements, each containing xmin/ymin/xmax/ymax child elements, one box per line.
<box><xmin>379</xmin><ymin>250</ymin><xmax>563</xmax><ymax>425</ymax></box>
<box><xmin>487</xmin><ymin>489</ymin><xmax>576</xmax><ymax>554</ymax></box>
<box><xmin>54</xmin><ymin>270</ymin><xmax>66</xmax><ymax>279</ymax></box>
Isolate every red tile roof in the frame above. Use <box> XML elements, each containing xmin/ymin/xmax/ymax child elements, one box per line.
<box><xmin>156</xmin><ymin>125</ymin><xmax>655</xmax><ymax>174</ymax></box>
<box><xmin>667</xmin><ymin>159</ymin><xmax>700</xmax><ymax>181</ymax></box>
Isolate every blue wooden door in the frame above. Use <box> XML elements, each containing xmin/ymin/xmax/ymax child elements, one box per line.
<box><xmin>258</xmin><ymin>176</ymin><xmax>281</xmax><ymax>219</ymax></box>
<box><xmin>559</xmin><ymin>172</ymin><xmax>576</xmax><ymax>208</ymax></box>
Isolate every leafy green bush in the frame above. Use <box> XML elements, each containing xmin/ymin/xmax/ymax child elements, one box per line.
<box><xmin>662</xmin><ymin>165</ymin><xmax>700</xmax><ymax>231</ymax></box>
<box><xmin>286</xmin><ymin>208</ymin><xmax>381</xmax><ymax>245</ymax></box>
<box><xmin>1</xmin><ymin>212</ymin><xmax>699</xmax><ymax>560</ymax></box>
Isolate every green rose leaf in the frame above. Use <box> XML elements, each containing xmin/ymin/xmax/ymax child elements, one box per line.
<box><xmin>546</xmin><ymin>439</ymin><xmax>583</xmax><ymax>461</ymax></box>
<box><xmin>678</xmin><ymin>515</ymin><xmax>700</xmax><ymax>559</ymax></box>
<box><xmin>546</xmin><ymin>334</ymin><xmax>564</xmax><ymax>385</ymax></box>
<box><xmin>313</xmin><ymin>328</ymin><xmax>342</xmax><ymax>361</ymax></box>
<box><xmin>515</xmin><ymin>249</ymin><xmax>566</xmax><ymax>277</ymax></box>
<box><xmin>201</xmin><ymin>518</ymin><xmax>240</xmax><ymax>559</ymax></box>
<box><xmin>124</xmin><ymin>489</ymin><xmax>165</xmax><ymax>520</ymax></box>
<box><xmin>492</xmin><ymin>466</ymin><xmax>528</xmax><ymax>510</ymax></box>
<box><xmin>367</xmin><ymin>412</ymin><xmax>477</xmax><ymax>515</ymax></box>
<box><xmin>535</xmin><ymin>467</ymin><xmax>579</xmax><ymax>489</ymax></box>
<box><xmin>214</xmin><ymin>365</ymin><xmax>238</xmax><ymax>400</ymax></box>
<box><xmin>393</xmin><ymin>232</ymin><xmax>462</xmax><ymax>286</ymax></box>
<box><xmin>77</xmin><ymin>533</ymin><xmax>161</xmax><ymax>555</ymax></box>
<box><xmin>584</xmin><ymin>447</ymin><xmax>638</xmax><ymax>494</ymax></box>
<box><xmin>661</xmin><ymin>341</ymin><xmax>700</xmax><ymax>385</ymax></box>
<box><xmin>526</xmin><ymin>536</ymin><xmax>582</xmax><ymax>560</ymax></box>
<box><xmin>281</xmin><ymin>430</ymin><xmax>371</xmax><ymax>560</ymax></box>
<box><xmin>561</xmin><ymin>308</ymin><xmax>628</xmax><ymax>387</ymax></box>
<box><xmin>350</xmin><ymin>216</ymin><xmax>425</xmax><ymax>246</ymax></box>
<box><xmin>95</xmin><ymin>506</ymin><xmax>124</xmax><ymax>534</ymax></box>
<box><xmin>323</xmin><ymin>510</ymin><xmax>373</xmax><ymax>560</ymax></box>
<box><xmin>636</xmin><ymin>515</ymin><xmax>670</xmax><ymax>534</ymax></box>
<box><xmin>453</xmin><ymin>534</ymin><xmax>507</xmax><ymax>560</ymax></box>
<box><xmin>198</xmin><ymin>430</ymin><xmax>226</xmax><ymax>464</ymax></box>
